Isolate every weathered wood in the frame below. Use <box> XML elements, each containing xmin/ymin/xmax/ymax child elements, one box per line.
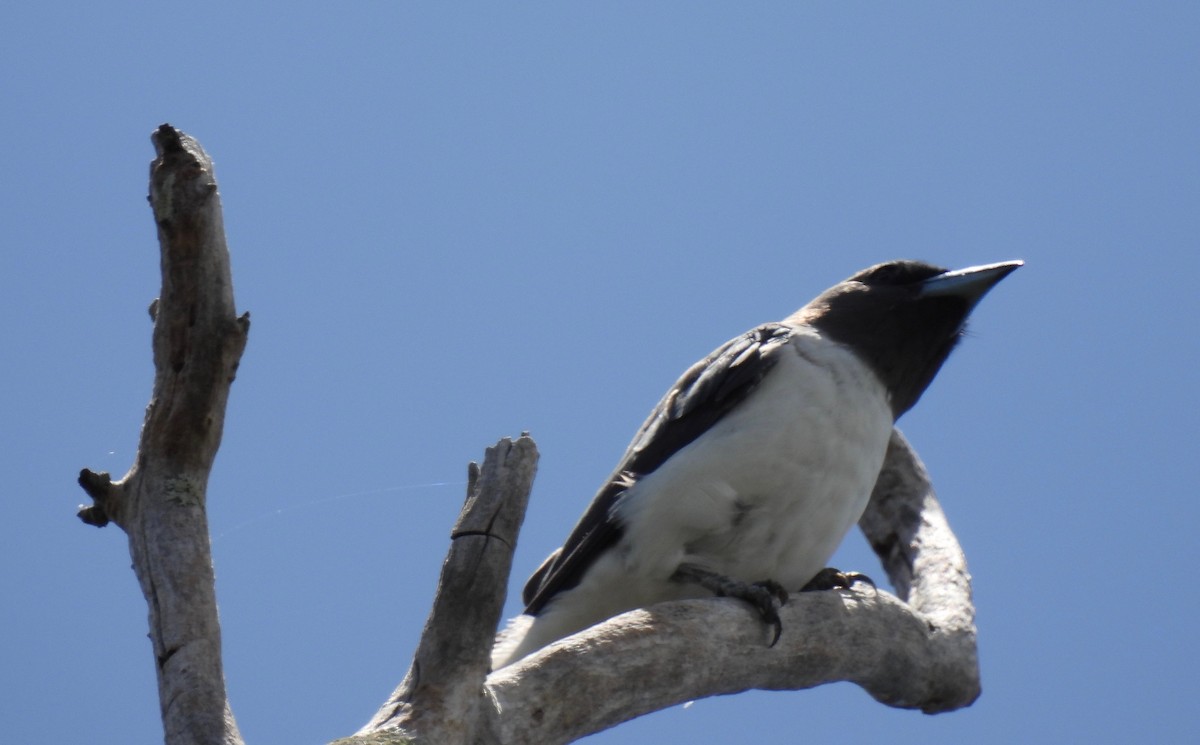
<box><xmin>356</xmin><ymin>436</ymin><xmax>539</xmax><ymax>743</ymax></box>
<box><xmin>78</xmin><ymin>124</ymin><xmax>248</xmax><ymax>745</ymax></box>
<box><xmin>858</xmin><ymin>429</ymin><xmax>981</xmax><ymax>711</ymax></box>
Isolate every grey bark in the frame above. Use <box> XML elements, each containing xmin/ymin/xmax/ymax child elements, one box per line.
<box><xmin>78</xmin><ymin>124</ymin><xmax>248</xmax><ymax>745</ymax></box>
<box><xmin>357</xmin><ymin>436</ymin><xmax>540</xmax><ymax>742</ymax></box>
<box><xmin>80</xmin><ymin>126</ymin><xmax>980</xmax><ymax>745</ymax></box>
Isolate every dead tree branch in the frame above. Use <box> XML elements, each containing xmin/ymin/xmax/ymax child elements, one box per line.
<box><xmin>78</xmin><ymin>124</ymin><xmax>248</xmax><ymax>745</ymax></box>
<box><xmin>357</xmin><ymin>436</ymin><xmax>539</xmax><ymax>743</ymax></box>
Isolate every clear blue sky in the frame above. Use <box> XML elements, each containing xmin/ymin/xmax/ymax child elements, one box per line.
<box><xmin>4</xmin><ymin>2</ymin><xmax>1198</xmax><ymax>743</ymax></box>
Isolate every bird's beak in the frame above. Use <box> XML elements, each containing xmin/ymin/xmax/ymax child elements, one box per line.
<box><xmin>919</xmin><ymin>260</ymin><xmax>1024</xmax><ymax>303</ymax></box>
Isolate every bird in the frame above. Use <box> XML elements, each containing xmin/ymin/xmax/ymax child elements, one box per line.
<box><xmin>491</xmin><ymin>259</ymin><xmax>1021</xmax><ymax>669</ymax></box>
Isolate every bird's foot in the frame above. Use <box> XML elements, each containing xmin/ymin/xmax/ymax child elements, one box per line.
<box><xmin>801</xmin><ymin>567</ymin><xmax>876</xmax><ymax>593</ymax></box>
<box><xmin>672</xmin><ymin>563</ymin><xmax>790</xmax><ymax>646</ymax></box>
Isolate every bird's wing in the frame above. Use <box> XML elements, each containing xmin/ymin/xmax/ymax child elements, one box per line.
<box><xmin>522</xmin><ymin>322</ymin><xmax>796</xmax><ymax>614</ymax></box>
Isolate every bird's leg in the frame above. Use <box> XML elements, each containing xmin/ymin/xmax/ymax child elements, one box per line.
<box><xmin>800</xmin><ymin>567</ymin><xmax>876</xmax><ymax>593</ymax></box>
<box><xmin>671</xmin><ymin>562</ymin><xmax>790</xmax><ymax>646</ymax></box>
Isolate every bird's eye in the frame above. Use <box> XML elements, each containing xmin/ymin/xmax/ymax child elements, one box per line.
<box><xmin>866</xmin><ymin>265</ymin><xmax>901</xmax><ymax>283</ymax></box>
<box><xmin>854</xmin><ymin>261</ymin><xmax>946</xmax><ymax>287</ymax></box>
<box><xmin>858</xmin><ymin>264</ymin><xmax>907</xmax><ymax>285</ymax></box>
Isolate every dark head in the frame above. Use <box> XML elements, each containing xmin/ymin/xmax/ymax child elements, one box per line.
<box><xmin>793</xmin><ymin>259</ymin><xmax>1022</xmax><ymax>418</ymax></box>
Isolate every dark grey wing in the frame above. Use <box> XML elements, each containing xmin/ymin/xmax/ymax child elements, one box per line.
<box><xmin>522</xmin><ymin>322</ymin><xmax>796</xmax><ymax>614</ymax></box>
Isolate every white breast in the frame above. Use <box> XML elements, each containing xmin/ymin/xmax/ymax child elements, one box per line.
<box><xmin>492</xmin><ymin>328</ymin><xmax>895</xmax><ymax>667</ymax></box>
<box><xmin>614</xmin><ymin>326</ymin><xmax>893</xmax><ymax>599</ymax></box>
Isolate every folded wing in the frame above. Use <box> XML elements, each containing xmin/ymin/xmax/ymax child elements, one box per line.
<box><xmin>522</xmin><ymin>322</ymin><xmax>796</xmax><ymax>614</ymax></box>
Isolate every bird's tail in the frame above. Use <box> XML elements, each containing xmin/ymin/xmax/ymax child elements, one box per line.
<box><xmin>490</xmin><ymin>614</ymin><xmax>536</xmax><ymax>670</ymax></box>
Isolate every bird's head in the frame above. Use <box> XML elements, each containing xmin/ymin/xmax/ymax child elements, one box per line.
<box><xmin>793</xmin><ymin>259</ymin><xmax>1023</xmax><ymax>418</ymax></box>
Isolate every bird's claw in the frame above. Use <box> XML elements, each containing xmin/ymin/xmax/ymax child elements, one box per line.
<box><xmin>744</xmin><ymin>580</ymin><xmax>789</xmax><ymax>646</ymax></box>
<box><xmin>801</xmin><ymin>567</ymin><xmax>876</xmax><ymax>594</ymax></box>
<box><xmin>671</xmin><ymin>564</ymin><xmax>790</xmax><ymax>646</ymax></box>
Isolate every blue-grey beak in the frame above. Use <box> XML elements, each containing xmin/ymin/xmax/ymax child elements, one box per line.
<box><xmin>919</xmin><ymin>260</ymin><xmax>1024</xmax><ymax>303</ymax></box>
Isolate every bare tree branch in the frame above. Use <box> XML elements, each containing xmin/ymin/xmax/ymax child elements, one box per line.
<box><xmin>353</xmin><ymin>436</ymin><xmax>539</xmax><ymax>743</ymax></box>
<box><xmin>858</xmin><ymin>429</ymin><xmax>980</xmax><ymax>711</ymax></box>
<box><xmin>78</xmin><ymin>124</ymin><xmax>248</xmax><ymax>745</ymax></box>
